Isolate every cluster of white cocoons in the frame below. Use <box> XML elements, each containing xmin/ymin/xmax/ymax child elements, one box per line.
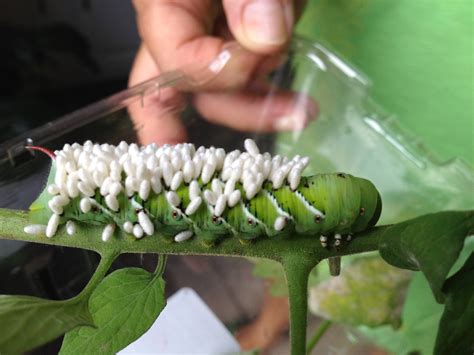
<box><xmin>24</xmin><ymin>139</ymin><xmax>310</xmax><ymax>242</ymax></box>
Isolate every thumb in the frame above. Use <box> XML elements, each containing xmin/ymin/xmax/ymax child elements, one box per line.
<box><xmin>223</xmin><ymin>0</ymin><xmax>294</xmax><ymax>54</ymax></box>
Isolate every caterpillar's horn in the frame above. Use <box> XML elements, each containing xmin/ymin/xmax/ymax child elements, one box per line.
<box><xmin>25</xmin><ymin>146</ymin><xmax>56</xmax><ymax>160</ymax></box>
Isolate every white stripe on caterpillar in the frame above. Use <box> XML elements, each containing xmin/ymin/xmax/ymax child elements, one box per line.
<box><xmin>242</xmin><ymin>201</ymin><xmax>265</xmax><ymax>226</ymax></box>
<box><xmin>264</xmin><ymin>191</ymin><xmax>292</xmax><ymax>220</ymax></box>
<box><xmin>294</xmin><ymin>190</ymin><xmax>325</xmax><ymax>218</ymax></box>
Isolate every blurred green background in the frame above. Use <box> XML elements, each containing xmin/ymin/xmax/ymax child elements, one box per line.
<box><xmin>297</xmin><ymin>0</ymin><xmax>473</xmax><ymax>164</ymax></box>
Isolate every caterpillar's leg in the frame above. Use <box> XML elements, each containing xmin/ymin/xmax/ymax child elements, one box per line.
<box><xmin>319</xmin><ymin>235</ymin><xmax>328</xmax><ymax>248</ymax></box>
<box><xmin>194</xmin><ymin>232</ymin><xmax>218</xmax><ymax>247</ymax></box>
<box><xmin>238</xmin><ymin>232</ymin><xmax>261</xmax><ymax>245</ymax></box>
<box><xmin>239</xmin><ymin>238</ymin><xmax>253</xmax><ymax>245</ymax></box>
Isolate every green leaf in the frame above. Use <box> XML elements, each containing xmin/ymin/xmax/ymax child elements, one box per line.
<box><xmin>434</xmin><ymin>254</ymin><xmax>474</xmax><ymax>355</ymax></box>
<box><xmin>379</xmin><ymin>210</ymin><xmax>474</xmax><ymax>302</ymax></box>
<box><xmin>447</xmin><ymin>235</ymin><xmax>474</xmax><ymax>278</ymax></box>
<box><xmin>358</xmin><ymin>272</ymin><xmax>444</xmax><ymax>355</ymax></box>
<box><xmin>0</xmin><ymin>295</ymin><xmax>92</xmax><ymax>354</ymax></box>
<box><xmin>60</xmin><ymin>267</ymin><xmax>166</xmax><ymax>355</ymax></box>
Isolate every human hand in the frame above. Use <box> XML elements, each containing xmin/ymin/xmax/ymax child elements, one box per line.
<box><xmin>129</xmin><ymin>0</ymin><xmax>315</xmax><ymax>145</ymax></box>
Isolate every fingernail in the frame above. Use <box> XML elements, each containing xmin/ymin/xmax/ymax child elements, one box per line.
<box><xmin>273</xmin><ymin>112</ymin><xmax>309</xmax><ymax>131</ymax></box>
<box><xmin>243</xmin><ymin>0</ymin><xmax>290</xmax><ymax>46</ymax></box>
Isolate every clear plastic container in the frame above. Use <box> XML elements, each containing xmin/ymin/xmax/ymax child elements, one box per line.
<box><xmin>271</xmin><ymin>38</ymin><xmax>474</xmax><ymax>223</ymax></box>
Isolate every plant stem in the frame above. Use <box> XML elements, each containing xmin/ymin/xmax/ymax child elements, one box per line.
<box><xmin>154</xmin><ymin>254</ymin><xmax>168</xmax><ymax>277</ymax></box>
<box><xmin>283</xmin><ymin>254</ymin><xmax>319</xmax><ymax>355</ymax></box>
<box><xmin>306</xmin><ymin>320</ymin><xmax>332</xmax><ymax>354</ymax></box>
<box><xmin>76</xmin><ymin>250</ymin><xmax>118</xmax><ymax>300</ymax></box>
<box><xmin>0</xmin><ymin>208</ymin><xmax>385</xmax><ymax>261</ymax></box>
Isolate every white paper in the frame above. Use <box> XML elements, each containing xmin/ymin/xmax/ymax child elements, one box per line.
<box><xmin>119</xmin><ymin>287</ymin><xmax>241</xmax><ymax>354</ymax></box>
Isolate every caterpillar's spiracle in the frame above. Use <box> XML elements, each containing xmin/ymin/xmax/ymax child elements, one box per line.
<box><xmin>25</xmin><ymin>139</ymin><xmax>382</xmax><ymax>248</ymax></box>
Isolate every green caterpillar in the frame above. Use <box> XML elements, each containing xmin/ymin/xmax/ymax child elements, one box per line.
<box><xmin>24</xmin><ymin>140</ymin><xmax>382</xmax><ymax>248</ymax></box>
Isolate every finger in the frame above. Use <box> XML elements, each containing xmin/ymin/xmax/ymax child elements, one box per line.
<box><xmin>133</xmin><ymin>0</ymin><xmax>266</xmax><ymax>91</ymax></box>
<box><xmin>128</xmin><ymin>45</ymin><xmax>187</xmax><ymax>145</ymax></box>
<box><xmin>133</xmin><ymin>0</ymin><xmax>224</xmax><ymax>72</ymax></box>
<box><xmin>223</xmin><ymin>0</ymin><xmax>294</xmax><ymax>54</ymax></box>
<box><xmin>192</xmin><ymin>89</ymin><xmax>317</xmax><ymax>132</ymax></box>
